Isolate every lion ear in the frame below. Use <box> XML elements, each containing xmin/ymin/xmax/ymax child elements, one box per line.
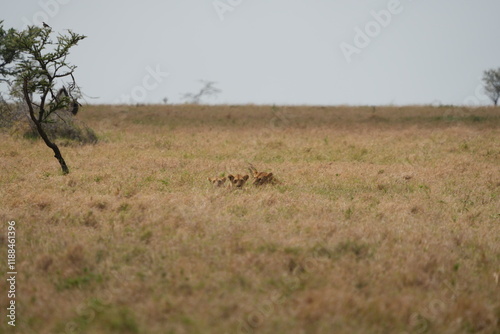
<box><xmin>228</xmin><ymin>175</ymin><xmax>234</xmax><ymax>181</ymax></box>
<box><xmin>243</xmin><ymin>175</ymin><xmax>249</xmax><ymax>181</ymax></box>
<box><xmin>221</xmin><ymin>177</ymin><xmax>226</xmax><ymax>181</ymax></box>
<box><xmin>208</xmin><ymin>177</ymin><xmax>213</xmax><ymax>182</ymax></box>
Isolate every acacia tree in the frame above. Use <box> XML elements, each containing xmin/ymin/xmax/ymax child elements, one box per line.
<box><xmin>482</xmin><ymin>68</ymin><xmax>500</xmax><ymax>106</ymax></box>
<box><xmin>10</xmin><ymin>25</ymin><xmax>86</xmax><ymax>174</ymax></box>
<box><xmin>182</xmin><ymin>80</ymin><xmax>221</xmax><ymax>104</ymax></box>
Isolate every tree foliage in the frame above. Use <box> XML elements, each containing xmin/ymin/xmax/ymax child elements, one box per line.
<box><xmin>14</xmin><ymin>26</ymin><xmax>85</xmax><ymax>118</ymax></box>
<box><xmin>482</xmin><ymin>68</ymin><xmax>500</xmax><ymax>106</ymax></box>
<box><xmin>0</xmin><ymin>21</ymin><xmax>19</xmax><ymax>80</ymax></box>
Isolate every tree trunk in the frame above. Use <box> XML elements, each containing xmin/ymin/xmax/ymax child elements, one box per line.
<box><xmin>23</xmin><ymin>79</ymin><xmax>70</xmax><ymax>174</ymax></box>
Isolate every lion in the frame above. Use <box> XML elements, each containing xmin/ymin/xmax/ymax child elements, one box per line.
<box><xmin>248</xmin><ymin>163</ymin><xmax>276</xmax><ymax>186</ymax></box>
<box><xmin>227</xmin><ymin>174</ymin><xmax>249</xmax><ymax>188</ymax></box>
<box><xmin>208</xmin><ymin>176</ymin><xmax>227</xmax><ymax>187</ymax></box>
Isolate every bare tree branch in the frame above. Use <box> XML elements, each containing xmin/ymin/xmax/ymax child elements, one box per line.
<box><xmin>182</xmin><ymin>80</ymin><xmax>221</xmax><ymax>104</ymax></box>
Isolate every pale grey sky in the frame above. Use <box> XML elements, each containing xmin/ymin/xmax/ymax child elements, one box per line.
<box><xmin>2</xmin><ymin>0</ymin><xmax>500</xmax><ymax>105</ymax></box>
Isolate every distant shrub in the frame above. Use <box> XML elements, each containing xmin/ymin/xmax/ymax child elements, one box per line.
<box><xmin>0</xmin><ymin>97</ymin><xmax>21</xmax><ymax>129</ymax></box>
<box><xmin>1</xmin><ymin>100</ymin><xmax>97</xmax><ymax>144</ymax></box>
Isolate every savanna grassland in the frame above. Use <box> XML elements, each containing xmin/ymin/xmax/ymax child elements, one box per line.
<box><xmin>0</xmin><ymin>105</ymin><xmax>499</xmax><ymax>334</ymax></box>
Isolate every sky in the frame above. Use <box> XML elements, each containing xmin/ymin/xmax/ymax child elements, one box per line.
<box><xmin>1</xmin><ymin>0</ymin><xmax>500</xmax><ymax>106</ymax></box>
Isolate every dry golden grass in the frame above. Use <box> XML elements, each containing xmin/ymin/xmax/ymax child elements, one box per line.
<box><xmin>0</xmin><ymin>104</ymin><xmax>499</xmax><ymax>334</ymax></box>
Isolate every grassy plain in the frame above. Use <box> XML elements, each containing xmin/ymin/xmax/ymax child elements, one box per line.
<box><xmin>0</xmin><ymin>104</ymin><xmax>499</xmax><ymax>334</ymax></box>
